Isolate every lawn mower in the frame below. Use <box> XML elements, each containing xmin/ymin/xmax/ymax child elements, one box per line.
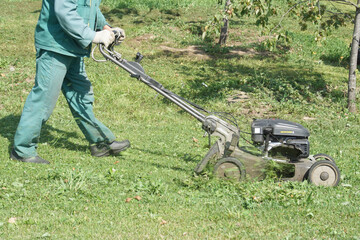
<box><xmin>92</xmin><ymin>34</ymin><xmax>341</xmax><ymax>187</ymax></box>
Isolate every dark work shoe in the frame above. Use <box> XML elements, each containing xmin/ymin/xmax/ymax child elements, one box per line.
<box><xmin>10</xmin><ymin>149</ymin><xmax>50</xmax><ymax>164</ymax></box>
<box><xmin>90</xmin><ymin>140</ymin><xmax>130</xmax><ymax>157</ymax></box>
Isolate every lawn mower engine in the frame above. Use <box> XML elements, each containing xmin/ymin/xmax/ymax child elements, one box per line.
<box><xmin>251</xmin><ymin>119</ymin><xmax>310</xmax><ymax>160</ymax></box>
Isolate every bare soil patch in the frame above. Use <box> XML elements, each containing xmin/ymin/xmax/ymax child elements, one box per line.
<box><xmin>159</xmin><ymin>45</ymin><xmax>211</xmax><ymax>60</ymax></box>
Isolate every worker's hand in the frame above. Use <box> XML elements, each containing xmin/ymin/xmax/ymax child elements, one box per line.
<box><xmin>92</xmin><ymin>30</ymin><xmax>115</xmax><ymax>48</ymax></box>
<box><xmin>111</xmin><ymin>27</ymin><xmax>126</xmax><ymax>41</ymax></box>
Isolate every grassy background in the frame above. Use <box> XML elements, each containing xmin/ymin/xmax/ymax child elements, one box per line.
<box><xmin>0</xmin><ymin>0</ymin><xmax>359</xmax><ymax>239</ymax></box>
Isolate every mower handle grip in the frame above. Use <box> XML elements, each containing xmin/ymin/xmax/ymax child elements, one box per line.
<box><xmin>97</xmin><ymin>31</ymin><xmax>123</xmax><ymax>51</ymax></box>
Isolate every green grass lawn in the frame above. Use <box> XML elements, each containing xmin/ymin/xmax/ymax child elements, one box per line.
<box><xmin>0</xmin><ymin>0</ymin><xmax>359</xmax><ymax>239</ymax></box>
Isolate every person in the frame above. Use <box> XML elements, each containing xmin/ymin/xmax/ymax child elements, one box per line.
<box><xmin>10</xmin><ymin>0</ymin><xmax>130</xmax><ymax>164</ymax></box>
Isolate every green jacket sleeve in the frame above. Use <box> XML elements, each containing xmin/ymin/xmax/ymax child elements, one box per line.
<box><xmin>54</xmin><ymin>0</ymin><xmax>96</xmax><ymax>49</ymax></box>
<box><xmin>96</xmin><ymin>8</ymin><xmax>110</xmax><ymax>31</ymax></box>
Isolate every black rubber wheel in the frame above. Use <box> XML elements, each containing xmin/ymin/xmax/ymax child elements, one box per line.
<box><xmin>313</xmin><ymin>153</ymin><xmax>335</xmax><ymax>163</ymax></box>
<box><xmin>307</xmin><ymin>160</ymin><xmax>340</xmax><ymax>187</ymax></box>
<box><xmin>214</xmin><ymin>157</ymin><xmax>246</xmax><ymax>181</ymax></box>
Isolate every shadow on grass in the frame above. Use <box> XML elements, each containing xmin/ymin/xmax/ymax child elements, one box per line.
<box><xmin>0</xmin><ymin>114</ymin><xmax>88</xmax><ymax>154</ymax></box>
<box><xmin>147</xmin><ymin>48</ymin><xmax>346</xmax><ymax>105</ymax></box>
<box><xmin>104</xmin><ymin>7</ymin><xmax>139</xmax><ymax>21</ymax></box>
<box><xmin>104</xmin><ymin>6</ymin><xmax>181</xmax><ymax>25</ymax></box>
<box><xmin>101</xmin><ymin>1</ymin><xmax>348</xmax><ymax>106</ymax></box>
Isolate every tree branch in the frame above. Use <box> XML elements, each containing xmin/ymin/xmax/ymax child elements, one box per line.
<box><xmin>270</xmin><ymin>0</ymin><xmax>357</xmax><ymax>34</ymax></box>
<box><xmin>270</xmin><ymin>1</ymin><xmax>308</xmax><ymax>34</ymax></box>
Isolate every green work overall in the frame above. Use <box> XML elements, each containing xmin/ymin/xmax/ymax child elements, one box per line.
<box><xmin>13</xmin><ymin>0</ymin><xmax>115</xmax><ymax>158</ymax></box>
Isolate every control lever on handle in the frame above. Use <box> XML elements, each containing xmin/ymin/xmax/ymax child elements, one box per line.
<box><xmin>112</xmin><ymin>30</ymin><xmax>124</xmax><ymax>45</ymax></box>
<box><xmin>135</xmin><ymin>52</ymin><xmax>144</xmax><ymax>63</ymax></box>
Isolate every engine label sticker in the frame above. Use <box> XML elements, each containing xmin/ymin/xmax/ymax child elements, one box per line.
<box><xmin>254</xmin><ymin>128</ymin><xmax>261</xmax><ymax>134</ymax></box>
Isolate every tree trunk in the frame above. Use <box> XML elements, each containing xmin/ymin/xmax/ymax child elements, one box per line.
<box><xmin>219</xmin><ymin>0</ymin><xmax>231</xmax><ymax>45</ymax></box>
<box><xmin>348</xmin><ymin>2</ymin><xmax>360</xmax><ymax>113</ymax></box>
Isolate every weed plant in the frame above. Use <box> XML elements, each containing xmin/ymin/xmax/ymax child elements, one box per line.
<box><xmin>102</xmin><ymin>0</ymin><xmax>217</xmax><ymax>9</ymax></box>
<box><xmin>0</xmin><ymin>0</ymin><xmax>359</xmax><ymax>239</ymax></box>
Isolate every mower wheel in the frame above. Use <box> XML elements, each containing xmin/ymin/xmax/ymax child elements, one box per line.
<box><xmin>313</xmin><ymin>153</ymin><xmax>335</xmax><ymax>163</ymax></box>
<box><xmin>214</xmin><ymin>157</ymin><xmax>246</xmax><ymax>181</ymax></box>
<box><xmin>307</xmin><ymin>160</ymin><xmax>340</xmax><ymax>187</ymax></box>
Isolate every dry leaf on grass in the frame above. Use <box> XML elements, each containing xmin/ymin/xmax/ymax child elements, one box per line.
<box><xmin>25</xmin><ymin>78</ymin><xmax>34</xmax><ymax>83</ymax></box>
<box><xmin>303</xmin><ymin>116</ymin><xmax>316</xmax><ymax>121</ymax></box>
<box><xmin>8</xmin><ymin>217</ymin><xmax>16</xmax><ymax>224</ymax></box>
<box><xmin>125</xmin><ymin>198</ymin><xmax>132</xmax><ymax>203</ymax></box>
<box><xmin>134</xmin><ymin>196</ymin><xmax>142</xmax><ymax>201</ymax></box>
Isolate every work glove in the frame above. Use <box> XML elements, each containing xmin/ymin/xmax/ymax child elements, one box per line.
<box><xmin>111</xmin><ymin>27</ymin><xmax>126</xmax><ymax>41</ymax></box>
<box><xmin>92</xmin><ymin>30</ymin><xmax>115</xmax><ymax>48</ymax></box>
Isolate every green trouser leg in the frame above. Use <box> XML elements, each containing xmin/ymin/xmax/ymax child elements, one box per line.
<box><xmin>61</xmin><ymin>56</ymin><xmax>115</xmax><ymax>145</ymax></box>
<box><xmin>13</xmin><ymin>50</ymin><xmax>115</xmax><ymax>158</ymax></box>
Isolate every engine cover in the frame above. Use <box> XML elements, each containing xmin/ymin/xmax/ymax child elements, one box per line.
<box><xmin>251</xmin><ymin>119</ymin><xmax>310</xmax><ymax>159</ymax></box>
